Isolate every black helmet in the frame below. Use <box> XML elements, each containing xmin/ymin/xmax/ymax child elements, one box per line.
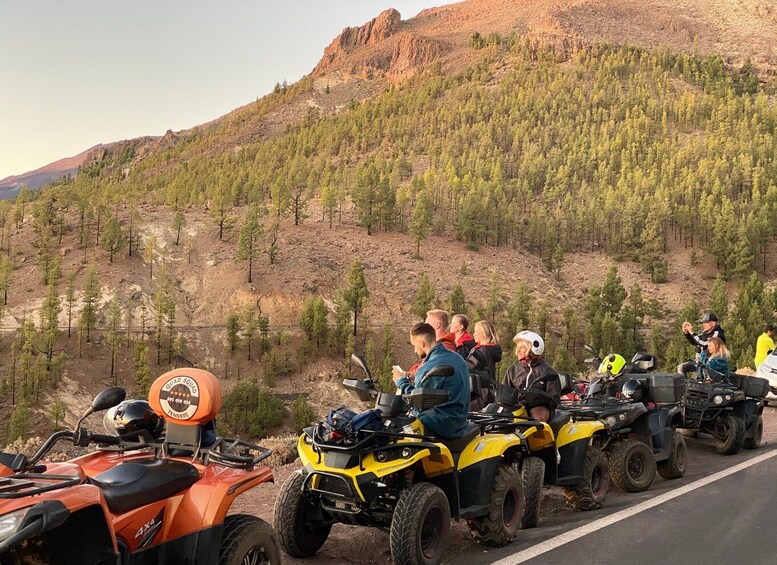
<box><xmin>621</xmin><ymin>379</ymin><xmax>644</xmax><ymax>403</ymax></box>
<box><xmin>104</xmin><ymin>400</ymin><xmax>164</xmax><ymax>440</ymax></box>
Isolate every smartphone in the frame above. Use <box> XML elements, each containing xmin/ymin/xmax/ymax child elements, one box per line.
<box><xmin>392</xmin><ymin>365</ymin><xmax>404</xmax><ymax>373</ymax></box>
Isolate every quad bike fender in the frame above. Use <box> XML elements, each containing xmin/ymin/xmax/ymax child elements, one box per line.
<box><xmin>525</xmin><ymin>422</ymin><xmax>556</xmax><ymax>451</ymax></box>
<box><xmin>648</xmin><ymin>405</ymin><xmax>682</xmax><ymax>460</ymax></box>
<box><xmin>456</xmin><ymin>433</ymin><xmax>523</xmax><ymax>471</ymax></box>
<box><xmin>557</xmin><ymin>438</ymin><xmax>592</xmax><ymax>483</ymax></box>
<box><xmin>555</xmin><ymin>421</ymin><xmax>605</xmax><ymax>449</ymax></box>
<box><xmin>177</xmin><ymin>464</ymin><xmax>274</xmax><ymax>534</ymax></box>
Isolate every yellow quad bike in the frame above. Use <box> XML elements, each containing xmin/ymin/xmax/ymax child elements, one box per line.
<box><xmin>274</xmin><ymin>354</ymin><xmax>531</xmax><ymax>565</ymax></box>
<box><xmin>470</xmin><ymin>373</ymin><xmax>610</xmax><ymax>529</ymax></box>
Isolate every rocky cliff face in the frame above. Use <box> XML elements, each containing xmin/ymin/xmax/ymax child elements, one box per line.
<box><xmin>312</xmin><ymin>8</ymin><xmax>447</xmax><ymax>79</ymax></box>
<box><xmin>313</xmin><ymin>8</ymin><xmax>402</xmax><ymax>74</ymax></box>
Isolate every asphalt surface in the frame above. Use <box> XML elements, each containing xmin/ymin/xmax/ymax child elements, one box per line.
<box><xmin>449</xmin><ymin>405</ymin><xmax>777</xmax><ymax>565</ymax></box>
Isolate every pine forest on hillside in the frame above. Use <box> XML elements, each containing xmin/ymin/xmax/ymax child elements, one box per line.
<box><xmin>2</xmin><ymin>38</ymin><xmax>777</xmax><ymax>443</ymax></box>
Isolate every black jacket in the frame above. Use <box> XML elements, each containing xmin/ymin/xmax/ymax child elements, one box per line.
<box><xmin>466</xmin><ymin>344</ymin><xmax>502</xmax><ymax>381</ymax></box>
<box><xmin>685</xmin><ymin>324</ymin><xmax>726</xmax><ymax>352</ymax></box>
<box><xmin>504</xmin><ymin>358</ymin><xmax>561</xmax><ymax>410</ymax></box>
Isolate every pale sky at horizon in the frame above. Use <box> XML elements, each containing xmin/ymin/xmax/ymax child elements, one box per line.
<box><xmin>0</xmin><ymin>0</ymin><xmax>445</xmax><ymax>180</ymax></box>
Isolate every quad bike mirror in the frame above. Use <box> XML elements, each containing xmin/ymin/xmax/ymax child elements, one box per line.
<box><xmin>583</xmin><ymin>344</ymin><xmax>598</xmax><ymax>355</ymax></box>
<box><xmin>75</xmin><ymin>387</ymin><xmax>127</xmax><ymax>431</ymax></box>
<box><xmin>351</xmin><ymin>353</ymin><xmax>373</xmax><ymax>382</ymax></box>
<box><xmin>92</xmin><ymin>387</ymin><xmax>127</xmax><ymax>412</ymax></box>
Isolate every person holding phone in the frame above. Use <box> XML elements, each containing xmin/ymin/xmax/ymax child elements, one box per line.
<box><xmin>392</xmin><ymin>322</ymin><xmax>469</xmax><ymax>439</ymax></box>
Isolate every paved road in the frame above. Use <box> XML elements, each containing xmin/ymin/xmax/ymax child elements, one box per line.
<box><xmin>449</xmin><ymin>410</ymin><xmax>777</xmax><ymax>565</ymax></box>
<box><xmin>514</xmin><ymin>452</ymin><xmax>777</xmax><ymax>565</ymax></box>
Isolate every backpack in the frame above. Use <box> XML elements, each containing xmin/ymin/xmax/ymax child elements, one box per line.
<box><xmin>319</xmin><ymin>406</ymin><xmax>384</xmax><ymax>444</ymax></box>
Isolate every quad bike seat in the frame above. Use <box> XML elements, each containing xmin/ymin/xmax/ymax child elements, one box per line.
<box><xmin>92</xmin><ymin>457</ymin><xmax>200</xmax><ymax>514</ymax></box>
<box><xmin>548</xmin><ymin>409</ymin><xmax>571</xmax><ymax>437</ymax></box>
<box><xmin>435</xmin><ymin>422</ymin><xmax>482</xmax><ymax>463</ymax></box>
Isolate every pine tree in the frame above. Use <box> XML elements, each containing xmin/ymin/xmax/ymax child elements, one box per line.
<box><xmin>49</xmin><ymin>399</ymin><xmax>66</xmax><ymax>428</ymax></box>
<box><xmin>413</xmin><ymin>273</ymin><xmax>436</xmax><ymax>319</ymax></box>
<box><xmin>144</xmin><ymin>234</ymin><xmax>157</xmax><ymax>280</ymax></box>
<box><xmin>101</xmin><ymin>214</ymin><xmax>125</xmax><ymax>263</ymax></box>
<box><xmin>408</xmin><ymin>190</ymin><xmax>432</xmax><ymax>258</ymax></box>
<box><xmin>65</xmin><ymin>272</ymin><xmax>76</xmax><ymax>337</ymax></box>
<box><xmin>226</xmin><ymin>312</ymin><xmax>242</xmax><ymax>352</ymax></box>
<box><xmin>341</xmin><ymin>259</ymin><xmax>369</xmax><ymax>336</ymax></box>
<box><xmin>709</xmin><ymin>275</ymin><xmax>728</xmax><ymax>322</ymax></box>
<box><xmin>172</xmin><ymin>209</ymin><xmax>186</xmax><ymax>246</ymax></box>
<box><xmin>237</xmin><ymin>203</ymin><xmax>262</xmax><ymax>283</ymax></box>
<box><xmin>447</xmin><ymin>285</ymin><xmax>467</xmax><ymax>317</ymax></box>
<box><xmin>243</xmin><ymin>306</ymin><xmax>259</xmax><ymax>360</ymax></box>
<box><xmin>133</xmin><ymin>341</ymin><xmax>152</xmax><ymax>397</ymax></box>
<box><xmin>79</xmin><ymin>265</ymin><xmax>100</xmax><ymax>344</ymax></box>
<box><xmin>312</xmin><ymin>297</ymin><xmax>329</xmax><ymax>348</ymax></box>
<box><xmin>8</xmin><ymin>401</ymin><xmax>30</xmax><ymax>443</ymax></box>
<box><xmin>107</xmin><ymin>299</ymin><xmax>122</xmax><ymax>383</ymax></box>
<box><xmin>39</xmin><ymin>281</ymin><xmax>61</xmax><ymax>371</ymax></box>
<box><xmin>300</xmin><ymin>297</ymin><xmax>315</xmax><ymax>340</ymax></box>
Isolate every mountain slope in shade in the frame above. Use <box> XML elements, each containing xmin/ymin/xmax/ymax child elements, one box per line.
<box><xmin>0</xmin><ymin>144</ymin><xmax>110</xmax><ymax>198</ymax></box>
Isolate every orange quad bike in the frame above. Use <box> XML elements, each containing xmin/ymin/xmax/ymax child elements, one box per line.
<box><xmin>0</xmin><ymin>368</ymin><xmax>281</xmax><ymax>565</ymax></box>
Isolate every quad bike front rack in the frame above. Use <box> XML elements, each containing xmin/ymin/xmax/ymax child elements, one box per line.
<box><xmin>0</xmin><ymin>473</ymin><xmax>83</xmax><ymax>499</ymax></box>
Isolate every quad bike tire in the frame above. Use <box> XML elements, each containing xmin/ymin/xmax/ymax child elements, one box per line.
<box><xmin>744</xmin><ymin>415</ymin><xmax>764</xmax><ymax>450</ymax></box>
<box><xmin>607</xmin><ymin>439</ymin><xmax>656</xmax><ymax>493</ymax></box>
<box><xmin>390</xmin><ymin>482</ymin><xmax>451</xmax><ymax>565</ymax></box>
<box><xmin>520</xmin><ymin>456</ymin><xmax>545</xmax><ymax>529</ymax></box>
<box><xmin>657</xmin><ymin>431</ymin><xmax>687</xmax><ymax>480</ymax></box>
<box><xmin>714</xmin><ymin>414</ymin><xmax>746</xmax><ymax>455</ymax></box>
<box><xmin>219</xmin><ymin>514</ymin><xmax>281</xmax><ymax>565</ymax></box>
<box><xmin>468</xmin><ymin>463</ymin><xmax>523</xmax><ymax>546</ymax></box>
<box><xmin>274</xmin><ymin>471</ymin><xmax>332</xmax><ymax>558</ymax></box>
<box><xmin>563</xmin><ymin>447</ymin><xmax>609</xmax><ymax>511</ymax></box>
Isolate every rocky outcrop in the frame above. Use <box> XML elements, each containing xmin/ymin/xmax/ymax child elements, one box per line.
<box><xmin>388</xmin><ymin>33</ymin><xmax>448</xmax><ymax>77</ymax></box>
<box><xmin>313</xmin><ymin>8</ymin><xmax>402</xmax><ymax>75</ymax></box>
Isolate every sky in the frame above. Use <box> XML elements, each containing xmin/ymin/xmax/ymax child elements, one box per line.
<box><xmin>0</xmin><ymin>0</ymin><xmax>445</xmax><ymax>180</ymax></box>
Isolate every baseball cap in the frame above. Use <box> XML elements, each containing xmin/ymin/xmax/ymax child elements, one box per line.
<box><xmin>698</xmin><ymin>312</ymin><xmax>718</xmax><ymax>324</ymax></box>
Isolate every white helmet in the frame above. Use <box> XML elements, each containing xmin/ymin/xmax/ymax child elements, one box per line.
<box><xmin>513</xmin><ymin>330</ymin><xmax>544</xmax><ymax>356</ymax></box>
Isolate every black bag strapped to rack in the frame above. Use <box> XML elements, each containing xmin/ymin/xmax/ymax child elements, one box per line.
<box><xmin>318</xmin><ymin>406</ymin><xmax>385</xmax><ymax>445</ymax></box>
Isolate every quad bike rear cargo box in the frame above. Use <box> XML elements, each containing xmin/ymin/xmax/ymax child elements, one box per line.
<box><xmin>647</xmin><ymin>374</ymin><xmax>686</xmax><ymax>404</ymax></box>
<box><xmin>726</xmin><ymin>374</ymin><xmax>769</xmax><ymax>399</ymax></box>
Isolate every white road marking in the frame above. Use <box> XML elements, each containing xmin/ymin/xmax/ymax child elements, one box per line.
<box><xmin>492</xmin><ymin>449</ymin><xmax>777</xmax><ymax>565</ymax></box>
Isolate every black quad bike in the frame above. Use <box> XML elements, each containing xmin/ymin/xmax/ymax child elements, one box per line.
<box><xmin>564</xmin><ymin>350</ymin><xmax>688</xmax><ymax>492</ymax></box>
<box><xmin>680</xmin><ymin>366</ymin><xmax>769</xmax><ymax>454</ymax></box>
<box><xmin>274</xmin><ymin>354</ymin><xmax>534</xmax><ymax>565</ymax></box>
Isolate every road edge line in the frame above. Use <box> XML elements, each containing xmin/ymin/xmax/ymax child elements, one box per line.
<box><xmin>492</xmin><ymin>448</ymin><xmax>777</xmax><ymax>565</ymax></box>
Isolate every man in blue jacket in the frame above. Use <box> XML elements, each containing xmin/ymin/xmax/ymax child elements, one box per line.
<box><xmin>392</xmin><ymin>322</ymin><xmax>469</xmax><ymax>438</ymax></box>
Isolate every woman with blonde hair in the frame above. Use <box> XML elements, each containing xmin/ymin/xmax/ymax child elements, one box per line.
<box><xmin>700</xmin><ymin>336</ymin><xmax>730</xmax><ymax>379</ymax></box>
<box><xmin>466</xmin><ymin>320</ymin><xmax>502</xmax><ymax>381</ymax></box>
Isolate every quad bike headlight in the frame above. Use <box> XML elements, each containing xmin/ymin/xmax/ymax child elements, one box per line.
<box><xmin>0</xmin><ymin>509</ymin><xmax>27</xmax><ymax>542</ymax></box>
<box><xmin>604</xmin><ymin>416</ymin><xmax>617</xmax><ymax>428</ymax></box>
<box><xmin>401</xmin><ymin>447</ymin><xmax>413</xmax><ymax>459</ymax></box>
<box><xmin>725</xmin><ymin>395</ymin><xmax>731</xmax><ymax>401</ymax></box>
<box><xmin>713</xmin><ymin>395</ymin><xmax>723</xmax><ymax>405</ymax></box>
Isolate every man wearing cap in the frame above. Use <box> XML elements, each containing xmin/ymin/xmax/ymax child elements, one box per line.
<box><xmin>504</xmin><ymin>330</ymin><xmax>560</xmax><ymax>422</ymax></box>
<box><xmin>680</xmin><ymin>313</ymin><xmax>726</xmax><ymax>377</ymax></box>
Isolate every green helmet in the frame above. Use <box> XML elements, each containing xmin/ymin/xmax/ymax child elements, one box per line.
<box><xmin>598</xmin><ymin>353</ymin><xmax>626</xmax><ymax>377</ymax></box>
